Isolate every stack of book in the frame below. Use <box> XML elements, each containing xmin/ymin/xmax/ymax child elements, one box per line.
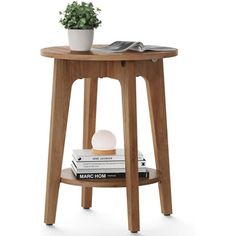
<box><xmin>71</xmin><ymin>149</ymin><xmax>149</xmax><ymax>179</ymax></box>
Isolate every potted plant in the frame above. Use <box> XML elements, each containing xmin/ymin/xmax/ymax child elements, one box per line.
<box><xmin>59</xmin><ymin>1</ymin><xmax>101</xmax><ymax>51</ymax></box>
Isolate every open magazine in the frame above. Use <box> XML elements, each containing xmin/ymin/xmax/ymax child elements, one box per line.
<box><xmin>93</xmin><ymin>41</ymin><xmax>176</xmax><ymax>53</ymax></box>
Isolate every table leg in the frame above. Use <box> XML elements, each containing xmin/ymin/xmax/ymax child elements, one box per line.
<box><xmin>120</xmin><ymin>62</ymin><xmax>140</xmax><ymax>233</ymax></box>
<box><xmin>44</xmin><ymin>59</ymin><xmax>73</xmax><ymax>225</ymax></box>
<box><xmin>81</xmin><ymin>78</ymin><xmax>98</xmax><ymax>209</ymax></box>
<box><xmin>145</xmin><ymin>59</ymin><xmax>172</xmax><ymax>215</ymax></box>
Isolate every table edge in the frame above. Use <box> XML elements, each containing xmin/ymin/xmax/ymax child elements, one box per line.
<box><xmin>40</xmin><ymin>46</ymin><xmax>178</xmax><ymax>61</ymax></box>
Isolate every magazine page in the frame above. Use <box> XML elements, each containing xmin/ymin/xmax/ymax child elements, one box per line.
<box><xmin>93</xmin><ymin>41</ymin><xmax>140</xmax><ymax>53</ymax></box>
<box><xmin>143</xmin><ymin>45</ymin><xmax>176</xmax><ymax>52</ymax></box>
<box><xmin>129</xmin><ymin>42</ymin><xmax>145</xmax><ymax>52</ymax></box>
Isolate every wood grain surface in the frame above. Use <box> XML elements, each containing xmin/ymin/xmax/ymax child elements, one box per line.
<box><xmin>41</xmin><ymin>45</ymin><xmax>177</xmax><ymax>61</ymax></box>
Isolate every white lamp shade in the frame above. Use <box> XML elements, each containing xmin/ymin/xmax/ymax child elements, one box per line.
<box><xmin>92</xmin><ymin>130</ymin><xmax>116</xmax><ymax>150</ymax></box>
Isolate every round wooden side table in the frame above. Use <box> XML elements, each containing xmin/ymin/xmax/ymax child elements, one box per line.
<box><xmin>41</xmin><ymin>46</ymin><xmax>178</xmax><ymax>233</ymax></box>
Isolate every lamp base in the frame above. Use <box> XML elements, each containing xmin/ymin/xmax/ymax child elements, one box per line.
<box><xmin>92</xmin><ymin>149</ymin><xmax>116</xmax><ymax>155</ymax></box>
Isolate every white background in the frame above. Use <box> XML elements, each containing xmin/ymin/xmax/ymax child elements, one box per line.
<box><xmin>0</xmin><ymin>0</ymin><xmax>236</xmax><ymax>235</ymax></box>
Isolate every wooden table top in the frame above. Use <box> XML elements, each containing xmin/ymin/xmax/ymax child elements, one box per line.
<box><xmin>41</xmin><ymin>45</ymin><xmax>178</xmax><ymax>61</ymax></box>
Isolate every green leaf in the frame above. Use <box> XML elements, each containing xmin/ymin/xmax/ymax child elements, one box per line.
<box><xmin>59</xmin><ymin>1</ymin><xmax>102</xmax><ymax>29</ymax></box>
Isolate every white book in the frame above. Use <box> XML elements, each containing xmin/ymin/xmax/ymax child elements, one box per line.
<box><xmin>72</xmin><ymin>148</ymin><xmax>144</xmax><ymax>162</ymax></box>
<box><xmin>71</xmin><ymin>163</ymin><xmax>147</xmax><ymax>174</ymax></box>
<box><xmin>72</xmin><ymin>159</ymin><xmax>146</xmax><ymax>169</ymax></box>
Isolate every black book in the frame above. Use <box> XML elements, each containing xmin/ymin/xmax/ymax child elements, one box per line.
<box><xmin>74</xmin><ymin>172</ymin><xmax>149</xmax><ymax>180</ymax></box>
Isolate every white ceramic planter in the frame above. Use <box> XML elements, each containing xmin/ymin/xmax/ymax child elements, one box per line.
<box><xmin>68</xmin><ymin>29</ymin><xmax>94</xmax><ymax>51</ymax></box>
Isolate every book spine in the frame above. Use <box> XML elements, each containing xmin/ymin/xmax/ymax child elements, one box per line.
<box><xmin>72</xmin><ymin>160</ymin><xmax>146</xmax><ymax>169</ymax></box>
<box><xmin>73</xmin><ymin>154</ymin><xmax>144</xmax><ymax>162</ymax></box>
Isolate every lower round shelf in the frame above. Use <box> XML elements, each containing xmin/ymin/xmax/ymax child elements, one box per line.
<box><xmin>60</xmin><ymin>168</ymin><xmax>160</xmax><ymax>188</ymax></box>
